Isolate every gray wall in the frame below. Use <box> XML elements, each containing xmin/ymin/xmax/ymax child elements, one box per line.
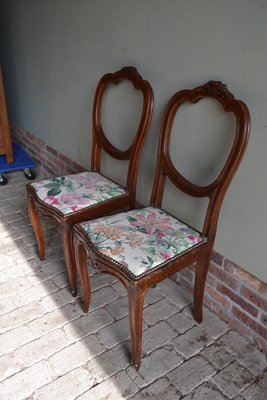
<box><xmin>0</xmin><ymin>0</ymin><xmax>266</xmax><ymax>282</ymax></box>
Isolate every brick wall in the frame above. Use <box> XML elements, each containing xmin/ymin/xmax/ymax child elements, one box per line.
<box><xmin>175</xmin><ymin>253</ymin><xmax>267</xmax><ymax>354</ymax></box>
<box><xmin>11</xmin><ymin>123</ymin><xmax>86</xmax><ymax>176</ymax></box>
<box><xmin>11</xmin><ymin>123</ymin><xmax>267</xmax><ymax>354</ymax></box>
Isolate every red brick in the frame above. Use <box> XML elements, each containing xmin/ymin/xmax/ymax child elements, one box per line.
<box><xmin>30</xmin><ymin>153</ymin><xmax>46</xmax><ymax>165</ymax></box>
<box><xmin>65</xmin><ymin>166</ymin><xmax>76</xmax><ymax>174</ymax></box>
<box><xmin>29</xmin><ymin>142</ymin><xmax>42</xmax><ymax>153</ymax></box>
<box><xmin>30</xmin><ymin>135</ymin><xmax>44</xmax><ymax>147</ymax></box>
<box><xmin>240</xmin><ymin>286</ymin><xmax>267</xmax><ymax>313</ymax></box>
<box><xmin>225</xmin><ymin>261</ymin><xmax>263</xmax><ymax>292</ymax></box>
<box><xmin>206</xmin><ymin>285</ymin><xmax>231</xmax><ymax>309</ymax></box>
<box><xmin>58</xmin><ymin>152</ymin><xmax>71</xmax><ymax>164</ymax></box>
<box><xmin>53</xmin><ymin>158</ymin><xmax>66</xmax><ymax>171</ymax></box>
<box><xmin>46</xmin><ymin>145</ymin><xmax>58</xmax><ymax>157</ymax></box>
<box><xmin>261</xmin><ymin>312</ymin><xmax>267</xmax><ymax>326</ymax></box>
<box><xmin>71</xmin><ymin>160</ymin><xmax>86</xmax><ymax>173</ymax></box>
<box><xmin>179</xmin><ymin>268</ymin><xmax>194</xmax><ymax>283</ymax></box>
<box><xmin>43</xmin><ymin>164</ymin><xmax>56</xmax><ymax>176</ymax></box>
<box><xmin>226</xmin><ymin>315</ymin><xmax>253</xmax><ymax>338</ymax></box>
<box><xmin>212</xmin><ymin>250</ymin><xmax>224</xmax><ymax>267</ymax></box>
<box><xmin>259</xmin><ymin>281</ymin><xmax>267</xmax><ymax>295</ymax></box>
<box><xmin>26</xmin><ymin>131</ymin><xmax>38</xmax><ymax>143</ymax></box>
<box><xmin>206</xmin><ymin>272</ymin><xmax>217</xmax><ymax>287</ymax></box>
<box><xmin>20</xmin><ymin>135</ymin><xmax>32</xmax><ymax>147</ymax></box>
<box><xmin>46</xmin><ymin>160</ymin><xmax>58</xmax><ymax>174</ymax></box>
<box><xmin>204</xmin><ymin>299</ymin><xmax>228</xmax><ymax>322</ymax></box>
<box><xmin>217</xmin><ymin>283</ymin><xmax>258</xmax><ymax>317</ymax></box>
<box><xmin>30</xmin><ymin>155</ymin><xmax>41</xmax><ymax>166</ymax></box>
<box><xmin>209</xmin><ymin>262</ymin><xmax>240</xmax><ymax>290</ymax></box>
<box><xmin>232</xmin><ymin>306</ymin><xmax>267</xmax><ymax>340</ymax></box>
<box><xmin>44</xmin><ymin>150</ymin><xmax>55</xmax><ymax>159</ymax></box>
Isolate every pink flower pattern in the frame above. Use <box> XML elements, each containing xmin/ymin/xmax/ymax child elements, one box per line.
<box><xmin>130</xmin><ymin>211</ymin><xmax>173</xmax><ymax>234</ymax></box>
<box><xmin>31</xmin><ymin>171</ymin><xmax>127</xmax><ymax>215</ymax></box>
<box><xmin>79</xmin><ymin>206</ymin><xmax>207</xmax><ymax>278</ymax></box>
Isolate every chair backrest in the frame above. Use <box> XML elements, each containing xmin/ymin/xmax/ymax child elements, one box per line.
<box><xmin>91</xmin><ymin>66</ymin><xmax>154</xmax><ymax>196</ymax></box>
<box><xmin>150</xmin><ymin>81</ymin><xmax>250</xmax><ymax>245</ymax></box>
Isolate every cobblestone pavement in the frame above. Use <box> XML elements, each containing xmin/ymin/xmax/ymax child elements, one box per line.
<box><xmin>0</xmin><ymin>170</ymin><xmax>266</xmax><ymax>400</ymax></box>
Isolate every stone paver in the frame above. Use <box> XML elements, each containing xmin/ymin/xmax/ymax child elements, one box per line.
<box><xmin>32</xmin><ymin>366</ymin><xmax>94</xmax><ymax>400</ymax></box>
<box><xmin>182</xmin><ymin>382</ymin><xmax>227</xmax><ymax>400</ymax></box>
<box><xmin>143</xmin><ymin>298</ymin><xmax>178</xmax><ymax>326</ymax></box>
<box><xmin>49</xmin><ymin>333</ymin><xmax>105</xmax><ymax>375</ymax></box>
<box><xmin>77</xmin><ymin>371</ymin><xmax>139</xmax><ymax>400</ymax></box>
<box><xmin>128</xmin><ymin>347</ymin><xmax>183</xmax><ymax>388</ymax></box>
<box><xmin>97</xmin><ymin>315</ymin><xmax>133</xmax><ymax>349</ymax></box>
<box><xmin>167</xmin><ymin>355</ymin><xmax>216</xmax><ymax>395</ymax></box>
<box><xmin>0</xmin><ymin>361</ymin><xmax>55</xmax><ymax>400</ymax></box>
<box><xmin>172</xmin><ymin>325</ymin><xmax>213</xmax><ymax>359</ymax></box>
<box><xmin>0</xmin><ymin>170</ymin><xmax>266</xmax><ymax>399</ymax></box>
<box><xmin>211</xmin><ymin>362</ymin><xmax>255</xmax><ymax>398</ymax></box>
<box><xmin>15</xmin><ymin>328</ymin><xmax>71</xmax><ymax>367</ymax></box>
<box><xmin>167</xmin><ymin>311</ymin><xmax>195</xmax><ymax>334</ymax></box>
<box><xmin>142</xmin><ymin>321</ymin><xmax>177</xmax><ymax>354</ymax></box>
<box><xmin>241</xmin><ymin>382</ymin><xmax>267</xmax><ymax>400</ymax></box>
<box><xmin>130</xmin><ymin>377</ymin><xmax>182</xmax><ymax>399</ymax></box>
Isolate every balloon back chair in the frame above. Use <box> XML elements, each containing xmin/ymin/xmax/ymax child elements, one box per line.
<box><xmin>73</xmin><ymin>81</ymin><xmax>250</xmax><ymax>370</ymax></box>
<box><xmin>26</xmin><ymin>67</ymin><xmax>154</xmax><ymax>296</ymax></box>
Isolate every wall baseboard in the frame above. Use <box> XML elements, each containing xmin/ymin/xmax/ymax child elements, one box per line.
<box><xmin>11</xmin><ymin>122</ymin><xmax>267</xmax><ymax>354</ymax></box>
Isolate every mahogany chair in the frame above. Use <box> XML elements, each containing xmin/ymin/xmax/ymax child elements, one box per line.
<box><xmin>26</xmin><ymin>67</ymin><xmax>154</xmax><ymax>296</ymax></box>
<box><xmin>73</xmin><ymin>81</ymin><xmax>250</xmax><ymax>369</ymax></box>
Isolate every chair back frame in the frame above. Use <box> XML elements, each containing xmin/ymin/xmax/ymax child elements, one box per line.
<box><xmin>151</xmin><ymin>80</ymin><xmax>250</xmax><ymax>247</ymax></box>
<box><xmin>91</xmin><ymin>66</ymin><xmax>154</xmax><ymax>200</ymax></box>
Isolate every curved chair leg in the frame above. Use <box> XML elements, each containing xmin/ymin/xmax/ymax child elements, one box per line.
<box><xmin>127</xmin><ymin>284</ymin><xmax>147</xmax><ymax>370</ymax></box>
<box><xmin>75</xmin><ymin>239</ymin><xmax>91</xmax><ymax>312</ymax></box>
<box><xmin>61</xmin><ymin>223</ymin><xmax>77</xmax><ymax>297</ymax></box>
<box><xmin>28</xmin><ymin>196</ymin><xmax>46</xmax><ymax>260</ymax></box>
<box><xmin>194</xmin><ymin>256</ymin><xmax>211</xmax><ymax>323</ymax></box>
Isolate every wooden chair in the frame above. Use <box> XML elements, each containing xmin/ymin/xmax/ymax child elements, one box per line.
<box><xmin>73</xmin><ymin>81</ymin><xmax>250</xmax><ymax>370</ymax></box>
<box><xmin>27</xmin><ymin>67</ymin><xmax>154</xmax><ymax>296</ymax></box>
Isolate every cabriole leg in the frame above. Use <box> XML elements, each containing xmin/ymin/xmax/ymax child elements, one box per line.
<box><xmin>194</xmin><ymin>256</ymin><xmax>211</xmax><ymax>323</ymax></box>
<box><xmin>127</xmin><ymin>284</ymin><xmax>147</xmax><ymax>370</ymax></box>
<box><xmin>61</xmin><ymin>223</ymin><xmax>77</xmax><ymax>297</ymax></box>
<box><xmin>28</xmin><ymin>195</ymin><xmax>46</xmax><ymax>260</ymax></box>
<box><xmin>75</xmin><ymin>238</ymin><xmax>91</xmax><ymax>312</ymax></box>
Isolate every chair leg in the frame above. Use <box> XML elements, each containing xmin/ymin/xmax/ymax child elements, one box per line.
<box><xmin>127</xmin><ymin>284</ymin><xmax>147</xmax><ymax>370</ymax></box>
<box><xmin>28</xmin><ymin>196</ymin><xmax>46</xmax><ymax>260</ymax></box>
<box><xmin>75</xmin><ymin>239</ymin><xmax>91</xmax><ymax>313</ymax></box>
<box><xmin>194</xmin><ymin>257</ymin><xmax>210</xmax><ymax>323</ymax></box>
<box><xmin>61</xmin><ymin>223</ymin><xmax>77</xmax><ymax>297</ymax></box>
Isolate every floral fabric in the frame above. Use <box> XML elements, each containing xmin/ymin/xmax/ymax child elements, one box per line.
<box><xmin>78</xmin><ymin>206</ymin><xmax>207</xmax><ymax>278</ymax></box>
<box><xmin>31</xmin><ymin>172</ymin><xmax>128</xmax><ymax>215</ymax></box>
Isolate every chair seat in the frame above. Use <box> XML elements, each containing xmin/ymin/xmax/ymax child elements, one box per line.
<box><xmin>30</xmin><ymin>171</ymin><xmax>128</xmax><ymax>216</ymax></box>
<box><xmin>78</xmin><ymin>206</ymin><xmax>207</xmax><ymax>279</ymax></box>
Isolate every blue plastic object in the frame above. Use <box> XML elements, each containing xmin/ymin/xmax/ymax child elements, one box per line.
<box><xmin>0</xmin><ymin>143</ymin><xmax>35</xmax><ymax>173</ymax></box>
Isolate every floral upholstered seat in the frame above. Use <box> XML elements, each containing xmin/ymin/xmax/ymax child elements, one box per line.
<box><xmin>31</xmin><ymin>171</ymin><xmax>128</xmax><ymax>216</ymax></box>
<box><xmin>78</xmin><ymin>206</ymin><xmax>207</xmax><ymax>279</ymax></box>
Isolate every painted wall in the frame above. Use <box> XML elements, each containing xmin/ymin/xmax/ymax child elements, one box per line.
<box><xmin>0</xmin><ymin>0</ymin><xmax>266</xmax><ymax>282</ymax></box>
